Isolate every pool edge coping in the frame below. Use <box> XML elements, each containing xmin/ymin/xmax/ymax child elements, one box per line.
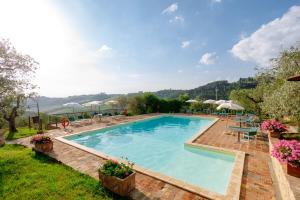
<box><xmin>55</xmin><ymin>114</ymin><xmax>245</xmax><ymax>200</ymax></box>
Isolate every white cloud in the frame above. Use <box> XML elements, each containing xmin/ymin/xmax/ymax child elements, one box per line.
<box><xmin>212</xmin><ymin>0</ymin><xmax>222</xmax><ymax>3</ymax></box>
<box><xmin>181</xmin><ymin>41</ymin><xmax>191</xmax><ymax>48</ymax></box>
<box><xmin>199</xmin><ymin>52</ymin><xmax>217</xmax><ymax>65</ymax></box>
<box><xmin>177</xmin><ymin>69</ymin><xmax>183</xmax><ymax>73</ymax></box>
<box><xmin>169</xmin><ymin>16</ymin><xmax>184</xmax><ymax>24</ymax></box>
<box><xmin>96</xmin><ymin>44</ymin><xmax>113</xmax><ymax>58</ymax></box>
<box><xmin>162</xmin><ymin>3</ymin><xmax>178</xmax><ymax>14</ymax></box>
<box><xmin>231</xmin><ymin>6</ymin><xmax>300</xmax><ymax>66</ymax></box>
<box><xmin>97</xmin><ymin>45</ymin><xmax>112</xmax><ymax>53</ymax></box>
<box><xmin>239</xmin><ymin>31</ymin><xmax>247</xmax><ymax>40</ymax></box>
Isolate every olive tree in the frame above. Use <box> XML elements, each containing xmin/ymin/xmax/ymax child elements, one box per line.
<box><xmin>260</xmin><ymin>45</ymin><xmax>300</xmax><ymax>121</ymax></box>
<box><xmin>230</xmin><ymin>86</ymin><xmax>264</xmax><ymax>119</ymax></box>
<box><xmin>0</xmin><ymin>39</ymin><xmax>38</xmax><ymax>134</ymax></box>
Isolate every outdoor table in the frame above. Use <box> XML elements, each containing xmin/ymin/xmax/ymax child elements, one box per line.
<box><xmin>229</xmin><ymin>126</ymin><xmax>258</xmax><ymax>142</ymax></box>
<box><xmin>233</xmin><ymin>117</ymin><xmax>248</xmax><ymax>142</ymax></box>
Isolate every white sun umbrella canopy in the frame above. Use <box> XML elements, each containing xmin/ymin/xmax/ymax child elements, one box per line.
<box><xmin>105</xmin><ymin>100</ymin><xmax>119</xmax><ymax>105</ymax></box>
<box><xmin>185</xmin><ymin>99</ymin><xmax>199</xmax><ymax>103</ymax></box>
<box><xmin>83</xmin><ymin>101</ymin><xmax>103</xmax><ymax>113</ymax></box>
<box><xmin>63</xmin><ymin>102</ymin><xmax>83</xmax><ymax>113</ymax></box>
<box><xmin>215</xmin><ymin>100</ymin><xmax>227</xmax><ymax>105</ymax></box>
<box><xmin>217</xmin><ymin>102</ymin><xmax>244</xmax><ymax>110</ymax></box>
<box><xmin>203</xmin><ymin>99</ymin><xmax>216</xmax><ymax>104</ymax></box>
<box><xmin>82</xmin><ymin>101</ymin><xmax>103</xmax><ymax>107</ymax></box>
<box><xmin>217</xmin><ymin>102</ymin><xmax>244</xmax><ymax>128</ymax></box>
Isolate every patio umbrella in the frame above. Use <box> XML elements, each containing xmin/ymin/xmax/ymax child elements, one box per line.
<box><xmin>105</xmin><ymin>100</ymin><xmax>119</xmax><ymax>105</ymax></box>
<box><xmin>63</xmin><ymin>102</ymin><xmax>82</xmax><ymax>113</ymax></box>
<box><xmin>216</xmin><ymin>102</ymin><xmax>244</xmax><ymax>111</ymax></box>
<box><xmin>82</xmin><ymin>101</ymin><xmax>103</xmax><ymax>113</ymax></box>
<box><xmin>217</xmin><ymin>102</ymin><xmax>244</xmax><ymax>128</ymax></box>
<box><xmin>185</xmin><ymin>99</ymin><xmax>199</xmax><ymax>103</ymax></box>
<box><xmin>203</xmin><ymin>99</ymin><xmax>216</xmax><ymax>114</ymax></box>
<box><xmin>105</xmin><ymin>100</ymin><xmax>119</xmax><ymax>114</ymax></box>
<box><xmin>215</xmin><ymin>100</ymin><xmax>227</xmax><ymax>105</ymax></box>
<box><xmin>203</xmin><ymin>99</ymin><xmax>216</xmax><ymax>104</ymax></box>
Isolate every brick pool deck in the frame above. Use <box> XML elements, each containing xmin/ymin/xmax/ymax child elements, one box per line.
<box><xmin>12</xmin><ymin>114</ymin><xmax>276</xmax><ymax>200</ymax></box>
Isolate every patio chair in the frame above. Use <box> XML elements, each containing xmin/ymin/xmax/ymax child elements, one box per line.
<box><xmin>229</xmin><ymin>126</ymin><xmax>258</xmax><ymax>143</ymax></box>
<box><xmin>68</xmin><ymin>116</ymin><xmax>76</xmax><ymax>122</ymax></box>
<box><xmin>243</xmin><ymin>128</ymin><xmax>258</xmax><ymax>143</ymax></box>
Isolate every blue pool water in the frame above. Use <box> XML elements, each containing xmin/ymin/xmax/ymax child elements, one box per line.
<box><xmin>65</xmin><ymin>115</ymin><xmax>234</xmax><ymax>194</ymax></box>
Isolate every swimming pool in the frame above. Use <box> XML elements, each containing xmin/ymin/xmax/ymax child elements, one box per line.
<box><xmin>64</xmin><ymin>115</ymin><xmax>235</xmax><ymax>195</ymax></box>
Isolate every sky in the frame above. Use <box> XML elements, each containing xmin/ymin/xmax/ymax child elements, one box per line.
<box><xmin>0</xmin><ymin>0</ymin><xmax>299</xmax><ymax>97</ymax></box>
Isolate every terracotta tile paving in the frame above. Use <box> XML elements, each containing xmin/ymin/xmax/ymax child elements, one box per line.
<box><xmin>194</xmin><ymin>117</ymin><xmax>275</xmax><ymax>200</ymax></box>
<box><xmin>12</xmin><ymin>114</ymin><xmax>276</xmax><ymax>200</ymax></box>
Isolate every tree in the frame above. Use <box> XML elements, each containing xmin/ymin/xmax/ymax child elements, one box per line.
<box><xmin>0</xmin><ymin>39</ymin><xmax>38</xmax><ymax>134</ymax></box>
<box><xmin>127</xmin><ymin>95</ymin><xmax>146</xmax><ymax>115</ymax></box>
<box><xmin>260</xmin><ymin>44</ymin><xmax>300</xmax><ymax>124</ymax></box>
<box><xmin>230</xmin><ymin>87</ymin><xmax>264</xmax><ymax>119</ymax></box>
<box><xmin>117</xmin><ymin>95</ymin><xmax>128</xmax><ymax>110</ymax></box>
<box><xmin>143</xmin><ymin>93</ymin><xmax>160</xmax><ymax>113</ymax></box>
<box><xmin>0</xmin><ymin>112</ymin><xmax>5</xmax><ymax>146</ymax></box>
<box><xmin>179</xmin><ymin>93</ymin><xmax>190</xmax><ymax>103</ymax></box>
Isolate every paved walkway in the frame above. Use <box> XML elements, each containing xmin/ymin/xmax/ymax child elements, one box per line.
<box><xmin>12</xmin><ymin>115</ymin><xmax>275</xmax><ymax>200</ymax></box>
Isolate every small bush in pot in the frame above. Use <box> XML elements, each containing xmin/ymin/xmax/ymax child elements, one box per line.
<box><xmin>261</xmin><ymin>119</ymin><xmax>287</xmax><ymax>138</ymax></box>
<box><xmin>99</xmin><ymin>159</ymin><xmax>135</xmax><ymax>196</ymax></box>
<box><xmin>30</xmin><ymin>135</ymin><xmax>53</xmax><ymax>152</ymax></box>
<box><xmin>271</xmin><ymin>140</ymin><xmax>300</xmax><ymax>178</ymax></box>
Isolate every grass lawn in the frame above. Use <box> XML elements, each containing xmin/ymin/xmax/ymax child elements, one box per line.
<box><xmin>4</xmin><ymin>128</ymin><xmax>40</xmax><ymax>140</ymax></box>
<box><xmin>0</xmin><ymin>144</ymin><xmax>121</xmax><ymax>200</ymax></box>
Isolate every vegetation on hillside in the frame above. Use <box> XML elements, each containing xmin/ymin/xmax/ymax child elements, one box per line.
<box><xmin>34</xmin><ymin>78</ymin><xmax>257</xmax><ymax>113</ymax></box>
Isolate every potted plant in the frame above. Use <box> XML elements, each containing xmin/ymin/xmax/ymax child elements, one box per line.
<box><xmin>30</xmin><ymin>135</ymin><xmax>53</xmax><ymax>152</ymax></box>
<box><xmin>98</xmin><ymin>159</ymin><xmax>135</xmax><ymax>196</ymax></box>
<box><xmin>271</xmin><ymin>140</ymin><xmax>300</xmax><ymax>178</ymax></box>
<box><xmin>261</xmin><ymin>119</ymin><xmax>287</xmax><ymax>138</ymax></box>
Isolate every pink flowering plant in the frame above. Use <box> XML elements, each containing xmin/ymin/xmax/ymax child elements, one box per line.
<box><xmin>30</xmin><ymin>135</ymin><xmax>52</xmax><ymax>144</ymax></box>
<box><xmin>271</xmin><ymin>140</ymin><xmax>300</xmax><ymax>168</ymax></box>
<box><xmin>261</xmin><ymin>119</ymin><xmax>287</xmax><ymax>133</ymax></box>
<box><xmin>99</xmin><ymin>158</ymin><xmax>134</xmax><ymax>179</ymax></box>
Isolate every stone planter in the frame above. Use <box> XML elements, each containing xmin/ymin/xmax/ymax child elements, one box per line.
<box><xmin>99</xmin><ymin>171</ymin><xmax>135</xmax><ymax>196</ymax></box>
<box><xmin>34</xmin><ymin>141</ymin><xmax>53</xmax><ymax>152</ymax></box>
<box><xmin>287</xmin><ymin>163</ymin><xmax>300</xmax><ymax>178</ymax></box>
<box><xmin>270</xmin><ymin>130</ymin><xmax>281</xmax><ymax>138</ymax></box>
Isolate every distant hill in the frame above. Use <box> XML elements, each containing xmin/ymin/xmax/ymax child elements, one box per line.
<box><xmin>154</xmin><ymin>77</ymin><xmax>257</xmax><ymax>100</ymax></box>
<box><xmin>27</xmin><ymin>93</ymin><xmax>118</xmax><ymax>114</ymax></box>
<box><xmin>183</xmin><ymin>77</ymin><xmax>257</xmax><ymax>100</ymax></box>
<box><xmin>33</xmin><ymin>77</ymin><xmax>257</xmax><ymax>114</ymax></box>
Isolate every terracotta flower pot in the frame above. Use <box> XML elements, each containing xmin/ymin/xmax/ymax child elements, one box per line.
<box><xmin>287</xmin><ymin>163</ymin><xmax>300</xmax><ymax>178</ymax></box>
<box><xmin>270</xmin><ymin>130</ymin><xmax>281</xmax><ymax>138</ymax></box>
<box><xmin>34</xmin><ymin>141</ymin><xmax>53</xmax><ymax>152</ymax></box>
<box><xmin>99</xmin><ymin>171</ymin><xmax>135</xmax><ymax>196</ymax></box>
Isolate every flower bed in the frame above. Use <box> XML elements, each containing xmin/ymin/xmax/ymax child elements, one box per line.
<box><xmin>271</xmin><ymin>140</ymin><xmax>300</xmax><ymax>178</ymax></box>
<box><xmin>262</xmin><ymin>119</ymin><xmax>287</xmax><ymax>138</ymax></box>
